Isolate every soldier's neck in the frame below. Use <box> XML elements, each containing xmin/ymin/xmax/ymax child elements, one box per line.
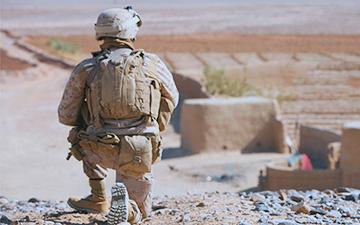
<box><xmin>100</xmin><ymin>38</ymin><xmax>134</xmax><ymax>51</ymax></box>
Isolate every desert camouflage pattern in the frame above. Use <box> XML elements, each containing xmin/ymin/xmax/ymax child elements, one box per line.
<box><xmin>58</xmin><ymin>48</ymin><xmax>179</xmax><ymax>132</ymax></box>
<box><xmin>82</xmin><ymin>155</ymin><xmax>151</xmax><ymax>224</ymax></box>
<box><xmin>58</xmin><ymin>42</ymin><xmax>179</xmax><ymax>223</ymax></box>
<box><xmin>95</xmin><ymin>7</ymin><xmax>142</xmax><ymax>40</ymax></box>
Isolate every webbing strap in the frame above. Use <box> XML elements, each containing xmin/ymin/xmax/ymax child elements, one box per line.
<box><xmin>86</xmin><ymin>63</ymin><xmax>103</xmax><ymax>128</ymax></box>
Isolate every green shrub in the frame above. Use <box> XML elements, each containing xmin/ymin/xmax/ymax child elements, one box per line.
<box><xmin>203</xmin><ymin>66</ymin><xmax>298</xmax><ymax>102</ymax></box>
<box><xmin>203</xmin><ymin>66</ymin><xmax>260</xmax><ymax>97</ymax></box>
<box><xmin>47</xmin><ymin>38</ymin><xmax>80</xmax><ymax>54</ymax></box>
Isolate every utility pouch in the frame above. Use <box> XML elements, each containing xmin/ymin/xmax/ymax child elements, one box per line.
<box><xmin>150</xmin><ymin>80</ymin><xmax>161</xmax><ymax>119</ymax></box>
<box><xmin>67</xmin><ymin>127</ymin><xmax>84</xmax><ymax>161</ymax></box>
<box><xmin>118</xmin><ymin>135</ymin><xmax>153</xmax><ymax>177</ymax></box>
<box><xmin>151</xmin><ymin>135</ymin><xmax>162</xmax><ymax>163</ymax></box>
<box><xmin>78</xmin><ymin>132</ymin><xmax>120</xmax><ymax>169</ymax></box>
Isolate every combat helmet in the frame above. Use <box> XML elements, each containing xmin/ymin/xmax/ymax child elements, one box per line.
<box><xmin>95</xmin><ymin>6</ymin><xmax>142</xmax><ymax>40</ymax></box>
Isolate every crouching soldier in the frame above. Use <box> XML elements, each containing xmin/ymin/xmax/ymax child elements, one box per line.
<box><xmin>58</xmin><ymin>7</ymin><xmax>179</xmax><ymax>224</ymax></box>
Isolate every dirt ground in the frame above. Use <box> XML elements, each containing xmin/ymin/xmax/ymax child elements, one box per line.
<box><xmin>27</xmin><ymin>34</ymin><xmax>360</xmax><ymax>57</ymax></box>
<box><xmin>0</xmin><ymin>49</ymin><xmax>34</xmax><ymax>70</ymax></box>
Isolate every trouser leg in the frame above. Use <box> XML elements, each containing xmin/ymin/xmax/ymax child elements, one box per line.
<box><xmin>83</xmin><ymin>156</ymin><xmax>108</xmax><ymax>179</ymax></box>
<box><xmin>116</xmin><ymin>172</ymin><xmax>153</xmax><ymax>223</ymax></box>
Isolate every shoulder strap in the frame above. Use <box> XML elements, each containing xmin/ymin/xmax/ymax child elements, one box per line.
<box><xmin>86</xmin><ymin>51</ymin><xmax>109</xmax><ymax>87</ymax></box>
<box><xmin>130</xmin><ymin>50</ymin><xmax>161</xmax><ymax>83</ymax></box>
<box><xmin>85</xmin><ymin>52</ymin><xmax>109</xmax><ymax>129</ymax></box>
<box><xmin>123</xmin><ymin>49</ymin><xmax>145</xmax><ymax>76</ymax></box>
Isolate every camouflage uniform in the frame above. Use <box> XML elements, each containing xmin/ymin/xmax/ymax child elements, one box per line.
<box><xmin>58</xmin><ymin>40</ymin><xmax>178</xmax><ymax>222</ymax></box>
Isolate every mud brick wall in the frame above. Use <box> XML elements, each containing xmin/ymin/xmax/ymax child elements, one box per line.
<box><xmin>341</xmin><ymin>122</ymin><xmax>360</xmax><ymax>188</ymax></box>
<box><xmin>180</xmin><ymin>97</ymin><xmax>288</xmax><ymax>153</ymax></box>
<box><xmin>299</xmin><ymin>126</ymin><xmax>341</xmax><ymax>169</ymax></box>
<box><xmin>264</xmin><ymin>164</ymin><xmax>342</xmax><ymax>191</ymax></box>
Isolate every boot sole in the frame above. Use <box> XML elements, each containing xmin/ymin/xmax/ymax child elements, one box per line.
<box><xmin>67</xmin><ymin>199</ymin><xmax>106</xmax><ymax>214</ymax></box>
<box><xmin>107</xmin><ymin>182</ymin><xmax>129</xmax><ymax>225</ymax></box>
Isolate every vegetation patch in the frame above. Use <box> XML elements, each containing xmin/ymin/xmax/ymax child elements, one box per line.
<box><xmin>203</xmin><ymin>66</ymin><xmax>298</xmax><ymax>103</ymax></box>
<box><xmin>47</xmin><ymin>39</ymin><xmax>80</xmax><ymax>54</ymax></box>
<box><xmin>204</xmin><ymin>67</ymin><xmax>260</xmax><ymax>97</ymax></box>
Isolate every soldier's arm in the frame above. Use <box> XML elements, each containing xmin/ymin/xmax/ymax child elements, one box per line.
<box><xmin>58</xmin><ymin>59</ymin><xmax>94</xmax><ymax>126</ymax></box>
<box><xmin>144</xmin><ymin>53</ymin><xmax>179</xmax><ymax>131</ymax></box>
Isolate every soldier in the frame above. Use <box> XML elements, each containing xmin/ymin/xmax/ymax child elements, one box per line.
<box><xmin>58</xmin><ymin>7</ymin><xmax>178</xmax><ymax>224</ymax></box>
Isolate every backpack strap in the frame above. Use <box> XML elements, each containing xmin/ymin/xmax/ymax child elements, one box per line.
<box><xmin>123</xmin><ymin>49</ymin><xmax>145</xmax><ymax>76</ymax></box>
<box><xmin>85</xmin><ymin>52</ymin><xmax>109</xmax><ymax>129</ymax></box>
<box><xmin>131</xmin><ymin>50</ymin><xmax>161</xmax><ymax>83</ymax></box>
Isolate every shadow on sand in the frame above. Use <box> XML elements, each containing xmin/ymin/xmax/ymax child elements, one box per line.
<box><xmin>43</xmin><ymin>211</ymin><xmax>107</xmax><ymax>225</ymax></box>
<box><xmin>161</xmin><ymin>147</ymin><xmax>192</xmax><ymax>160</ymax></box>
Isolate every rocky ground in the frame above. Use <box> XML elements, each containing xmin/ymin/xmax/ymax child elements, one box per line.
<box><xmin>1</xmin><ymin>188</ymin><xmax>359</xmax><ymax>225</ymax></box>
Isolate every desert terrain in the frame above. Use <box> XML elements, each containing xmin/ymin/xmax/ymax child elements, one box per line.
<box><xmin>1</xmin><ymin>0</ymin><xmax>360</xmax><ymax>224</ymax></box>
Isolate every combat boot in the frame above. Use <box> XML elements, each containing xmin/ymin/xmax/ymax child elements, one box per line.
<box><xmin>107</xmin><ymin>182</ymin><xmax>130</xmax><ymax>225</ymax></box>
<box><xmin>67</xmin><ymin>179</ymin><xmax>109</xmax><ymax>213</ymax></box>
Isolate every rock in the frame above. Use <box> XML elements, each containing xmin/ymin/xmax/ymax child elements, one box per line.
<box><xmin>254</xmin><ymin>202</ymin><xmax>271</xmax><ymax>212</ymax></box>
<box><xmin>290</xmin><ymin>194</ymin><xmax>304</xmax><ymax>203</ymax></box>
<box><xmin>54</xmin><ymin>202</ymin><xmax>67</xmax><ymax>210</ymax></box>
<box><xmin>152</xmin><ymin>205</ymin><xmax>167</xmax><ymax>211</ymax></box>
<box><xmin>181</xmin><ymin>213</ymin><xmax>190</xmax><ymax>222</ymax></box>
<box><xmin>200</xmin><ymin>213</ymin><xmax>212</xmax><ymax>221</ymax></box>
<box><xmin>335</xmin><ymin>187</ymin><xmax>351</xmax><ymax>193</ymax></box>
<box><xmin>294</xmin><ymin>215</ymin><xmax>321</xmax><ymax>224</ymax></box>
<box><xmin>305</xmin><ymin>190</ymin><xmax>322</xmax><ymax>201</ymax></box>
<box><xmin>291</xmin><ymin>202</ymin><xmax>311</xmax><ymax>214</ymax></box>
<box><xmin>327</xmin><ymin>210</ymin><xmax>342</xmax><ymax>218</ymax></box>
<box><xmin>17</xmin><ymin>201</ymin><xmax>27</xmax><ymax>206</ymax></box>
<box><xmin>338</xmin><ymin>206</ymin><xmax>354</xmax><ymax>217</ymax></box>
<box><xmin>169</xmin><ymin>209</ymin><xmax>179</xmax><ymax>216</ymax></box>
<box><xmin>270</xmin><ymin>202</ymin><xmax>284</xmax><ymax>212</ymax></box>
<box><xmin>28</xmin><ymin>198</ymin><xmax>40</xmax><ymax>203</ymax></box>
<box><xmin>278</xmin><ymin>190</ymin><xmax>287</xmax><ymax>201</ymax></box>
<box><xmin>196</xmin><ymin>202</ymin><xmax>205</xmax><ymax>207</ymax></box>
<box><xmin>310</xmin><ymin>207</ymin><xmax>327</xmax><ymax>215</ymax></box>
<box><xmin>271</xmin><ymin>219</ymin><xmax>300</xmax><ymax>225</ymax></box>
<box><xmin>250</xmin><ymin>193</ymin><xmax>266</xmax><ymax>203</ymax></box>
<box><xmin>19</xmin><ymin>215</ymin><xmax>31</xmax><ymax>222</ymax></box>
<box><xmin>319</xmin><ymin>196</ymin><xmax>332</xmax><ymax>204</ymax></box>
<box><xmin>168</xmin><ymin>165</ymin><xmax>178</xmax><ymax>171</ymax></box>
<box><xmin>237</xmin><ymin>220</ymin><xmax>251</xmax><ymax>225</ymax></box>
<box><xmin>0</xmin><ymin>214</ymin><xmax>12</xmax><ymax>224</ymax></box>
<box><xmin>323</xmin><ymin>189</ymin><xmax>335</xmax><ymax>196</ymax></box>
<box><xmin>258</xmin><ymin>216</ymin><xmax>269</xmax><ymax>223</ymax></box>
<box><xmin>44</xmin><ymin>222</ymin><xmax>54</xmax><ymax>225</ymax></box>
<box><xmin>0</xmin><ymin>196</ymin><xmax>9</xmax><ymax>205</ymax></box>
<box><xmin>343</xmin><ymin>194</ymin><xmax>358</xmax><ymax>202</ymax></box>
<box><xmin>155</xmin><ymin>209</ymin><xmax>165</xmax><ymax>216</ymax></box>
<box><xmin>2</xmin><ymin>202</ymin><xmax>16</xmax><ymax>210</ymax></box>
